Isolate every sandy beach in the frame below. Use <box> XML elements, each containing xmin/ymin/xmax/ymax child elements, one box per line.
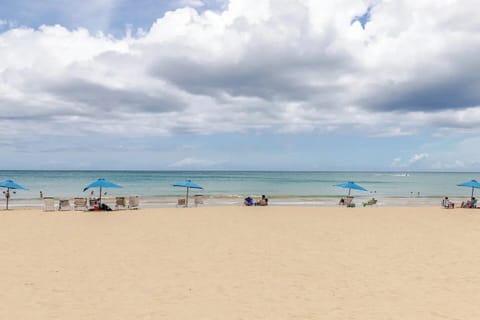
<box><xmin>1</xmin><ymin>206</ymin><xmax>480</xmax><ymax>319</ymax></box>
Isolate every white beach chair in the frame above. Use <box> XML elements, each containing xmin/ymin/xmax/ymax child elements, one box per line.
<box><xmin>73</xmin><ymin>197</ymin><xmax>88</xmax><ymax>211</ymax></box>
<box><xmin>43</xmin><ymin>197</ymin><xmax>55</xmax><ymax>212</ymax></box>
<box><xmin>58</xmin><ymin>199</ymin><xmax>71</xmax><ymax>211</ymax></box>
<box><xmin>194</xmin><ymin>195</ymin><xmax>204</xmax><ymax>207</ymax></box>
<box><xmin>115</xmin><ymin>196</ymin><xmax>127</xmax><ymax>210</ymax></box>
<box><xmin>128</xmin><ymin>196</ymin><xmax>139</xmax><ymax>210</ymax></box>
<box><xmin>88</xmin><ymin>198</ymin><xmax>98</xmax><ymax>209</ymax></box>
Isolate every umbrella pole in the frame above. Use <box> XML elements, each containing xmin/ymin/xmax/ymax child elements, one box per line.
<box><xmin>186</xmin><ymin>187</ymin><xmax>189</xmax><ymax>207</ymax></box>
<box><xmin>348</xmin><ymin>188</ymin><xmax>351</xmax><ymax>196</ymax></box>
<box><xmin>99</xmin><ymin>187</ymin><xmax>102</xmax><ymax>203</ymax></box>
<box><xmin>6</xmin><ymin>187</ymin><xmax>9</xmax><ymax>210</ymax></box>
<box><xmin>472</xmin><ymin>187</ymin><xmax>474</xmax><ymax>198</ymax></box>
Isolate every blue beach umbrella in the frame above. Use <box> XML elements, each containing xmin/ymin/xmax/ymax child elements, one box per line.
<box><xmin>335</xmin><ymin>181</ymin><xmax>367</xmax><ymax>196</ymax></box>
<box><xmin>173</xmin><ymin>180</ymin><xmax>203</xmax><ymax>207</ymax></box>
<box><xmin>0</xmin><ymin>179</ymin><xmax>28</xmax><ymax>210</ymax></box>
<box><xmin>456</xmin><ymin>179</ymin><xmax>480</xmax><ymax>198</ymax></box>
<box><xmin>83</xmin><ymin>178</ymin><xmax>122</xmax><ymax>203</ymax></box>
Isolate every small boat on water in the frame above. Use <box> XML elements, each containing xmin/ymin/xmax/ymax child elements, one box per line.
<box><xmin>393</xmin><ymin>173</ymin><xmax>410</xmax><ymax>177</ymax></box>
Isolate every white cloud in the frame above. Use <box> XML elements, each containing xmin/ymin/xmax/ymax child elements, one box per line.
<box><xmin>391</xmin><ymin>153</ymin><xmax>429</xmax><ymax>168</ymax></box>
<box><xmin>408</xmin><ymin>153</ymin><xmax>429</xmax><ymax>165</ymax></box>
<box><xmin>168</xmin><ymin>157</ymin><xmax>220</xmax><ymax>168</ymax></box>
<box><xmin>1</xmin><ymin>0</ymin><xmax>480</xmax><ymax>141</ymax></box>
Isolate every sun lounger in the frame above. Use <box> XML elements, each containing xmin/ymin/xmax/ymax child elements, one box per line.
<box><xmin>176</xmin><ymin>198</ymin><xmax>186</xmax><ymax>207</ymax></box>
<box><xmin>89</xmin><ymin>199</ymin><xmax>97</xmax><ymax>208</ymax></box>
<box><xmin>43</xmin><ymin>197</ymin><xmax>55</xmax><ymax>211</ymax></box>
<box><xmin>73</xmin><ymin>197</ymin><xmax>88</xmax><ymax>211</ymax></box>
<box><xmin>58</xmin><ymin>199</ymin><xmax>71</xmax><ymax>211</ymax></box>
<box><xmin>115</xmin><ymin>196</ymin><xmax>127</xmax><ymax>210</ymax></box>
<box><xmin>128</xmin><ymin>196</ymin><xmax>139</xmax><ymax>210</ymax></box>
<box><xmin>362</xmin><ymin>198</ymin><xmax>377</xmax><ymax>207</ymax></box>
<box><xmin>194</xmin><ymin>195</ymin><xmax>204</xmax><ymax>206</ymax></box>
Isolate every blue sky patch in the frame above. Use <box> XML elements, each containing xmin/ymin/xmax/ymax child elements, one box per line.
<box><xmin>351</xmin><ymin>6</ymin><xmax>372</xmax><ymax>30</ymax></box>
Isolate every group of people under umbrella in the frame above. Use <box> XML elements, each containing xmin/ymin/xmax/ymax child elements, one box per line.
<box><xmin>337</xmin><ymin>179</ymin><xmax>480</xmax><ymax>208</ymax></box>
<box><xmin>335</xmin><ymin>181</ymin><xmax>376</xmax><ymax>207</ymax></box>
<box><xmin>441</xmin><ymin>179</ymin><xmax>480</xmax><ymax>209</ymax></box>
<box><xmin>0</xmin><ymin>178</ymin><xmax>205</xmax><ymax>210</ymax></box>
<box><xmin>4</xmin><ymin>178</ymin><xmax>480</xmax><ymax>210</ymax></box>
<box><xmin>450</xmin><ymin>179</ymin><xmax>480</xmax><ymax>208</ymax></box>
<box><xmin>336</xmin><ymin>179</ymin><xmax>480</xmax><ymax>208</ymax></box>
<box><xmin>0</xmin><ymin>179</ymin><xmax>367</xmax><ymax>209</ymax></box>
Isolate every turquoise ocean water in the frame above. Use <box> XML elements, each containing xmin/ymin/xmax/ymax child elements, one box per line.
<box><xmin>1</xmin><ymin>171</ymin><xmax>479</xmax><ymax>207</ymax></box>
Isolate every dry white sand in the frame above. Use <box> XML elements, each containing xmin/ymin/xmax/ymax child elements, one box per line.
<box><xmin>1</xmin><ymin>206</ymin><xmax>480</xmax><ymax>319</ymax></box>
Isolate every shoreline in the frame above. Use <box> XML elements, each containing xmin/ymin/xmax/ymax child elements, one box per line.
<box><xmin>0</xmin><ymin>194</ymin><xmax>471</xmax><ymax>209</ymax></box>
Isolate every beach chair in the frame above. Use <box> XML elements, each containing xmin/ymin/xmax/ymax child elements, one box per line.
<box><xmin>194</xmin><ymin>195</ymin><xmax>204</xmax><ymax>207</ymax></box>
<box><xmin>89</xmin><ymin>198</ymin><xmax>97</xmax><ymax>208</ymax></box>
<box><xmin>128</xmin><ymin>196</ymin><xmax>139</xmax><ymax>210</ymax></box>
<box><xmin>58</xmin><ymin>199</ymin><xmax>71</xmax><ymax>211</ymax></box>
<box><xmin>339</xmin><ymin>196</ymin><xmax>353</xmax><ymax>206</ymax></box>
<box><xmin>176</xmin><ymin>198</ymin><xmax>186</xmax><ymax>207</ymax></box>
<box><xmin>244</xmin><ymin>197</ymin><xmax>254</xmax><ymax>206</ymax></box>
<box><xmin>43</xmin><ymin>197</ymin><xmax>55</xmax><ymax>212</ymax></box>
<box><xmin>115</xmin><ymin>197</ymin><xmax>127</xmax><ymax>210</ymax></box>
<box><xmin>441</xmin><ymin>198</ymin><xmax>454</xmax><ymax>209</ymax></box>
<box><xmin>362</xmin><ymin>198</ymin><xmax>377</xmax><ymax>207</ymax></box>
<box><xmin>344</xmin><ymin>196</ymin><xmax>355</xmax><ymax>208</ymax></box>
<box><xmin>73</xmin><ymin>197</ymin><xmax>88</xmax><ymax>211</ymax></box>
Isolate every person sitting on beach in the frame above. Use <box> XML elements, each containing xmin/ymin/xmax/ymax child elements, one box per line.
<box><xmin>461</xmin><ymin>197</ymin><xmax>476</xmax><ymax>208</ymax></box>
<box><xmin>100</xmin><ymin>202</ymin><xmax>112</xmax><ymax>211</ymax></box>
<box><xmin>244</xmin><ymin>196</ymin><xmax>254</xmax><ymax>206</ymax></box>
<box><xmin>256</xmin><ymin>195</ymin><xmax>268</xmax><ymax>206</ymax></box>
<box><xmin>442</xmin><ymin>197</ymin><xmax>454</xmax><ymax>209</ymax></box>
<box><xmin>339</xmin><ymin>198</ymin><xmax>345</xmax><ymax>205</ymax></box>
<box><xmin>88</xmin><ymin>202</ymin><xmax>112</xmax><ymax>211</ymax></box>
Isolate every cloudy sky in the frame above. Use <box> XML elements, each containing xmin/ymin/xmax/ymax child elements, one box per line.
<box><xmin>0</xmin><ymin>0</ymin><xmax>479</xmax><ymax>171</ymax></box>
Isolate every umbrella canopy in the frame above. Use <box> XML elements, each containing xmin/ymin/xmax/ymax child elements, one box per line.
<box><xmin>83</xmin><ymin>178</ymin><xmax>122</xmax><ymax>203</ymax></box>
<box><xmin>173</xmin><ymin>180</ymin><xmax>203</xmax><ymax>207</ymax></box>
<box><xmin>335</xmin><ymin>181</ymin><xmax>367</xmax><ymax>196</ymax></box>
<box><xmin>0</xmin><ymin>179</ymin><xmax>28</xmax><ymax>210</ymax></box>
<box><xmin>457</xmin><ymin>179</ymin><xmax>480</xmax><ymax>198</ymax></box>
